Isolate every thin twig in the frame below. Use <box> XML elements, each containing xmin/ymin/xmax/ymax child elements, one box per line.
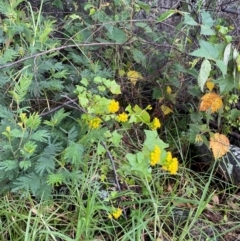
<box><xmin>0</xmin><ymin>41</ymin><xmax>135</xmax><ymax>70</ymax></box>
<box><xmin>100</xmin><ymin>141</ymin><xmax>127</xmax><ymax>218</ymax></box>
<box><xmin>39</xmin><ymin>98</ymin><xmax>78</xmax><ymax>117</ymax></box>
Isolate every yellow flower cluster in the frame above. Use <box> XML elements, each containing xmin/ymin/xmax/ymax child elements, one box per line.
<box><xmin>109</xmin><ymin>208</ymin><xmax>122</xmax><ymax>219</ymax></box>
<box><xmin>108</xmin><ymin>100</ymin><xmax>119</xmax><ymax>113</ymax></box>
<box><xmin>150</xmin><ymin>145</ymin><xmax>161</xmax><ymax>166</ymax></box>
<box><xmin>88</xmin><ymin>117</ymin><xmax>102</xmax><ymax>129</ymax></box>
<box><xmin>116</xmin><ymin>112</ymin><xmax>128</xmax><ymax>122</ymax></box>
<box><xmin>162</xmin><ymin>151</ymin><xmax>178</xmax><ymax>175</ymax></box>
<box><xmin>151</xmin><ymin>117</ymin><xmax>161</xmax><ymax>130</ymax></box>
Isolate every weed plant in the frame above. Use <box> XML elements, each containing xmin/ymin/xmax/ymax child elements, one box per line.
<box><xmin>0</xmin><ymin>0</ymin><xmax>240</xmax><ymax>240</ymax></box>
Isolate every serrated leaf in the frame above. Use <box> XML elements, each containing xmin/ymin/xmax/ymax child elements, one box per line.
<box><xmin>47</xmin><ymin>172</ymin><xmax>65</xmax><ymax>186</ymax></box>
<box><xmin>35</xmin><ymin>156</ymin><xmax>55</xmax><ymax>176</ymax></box>
<box><xmin>0</xmin><ymin>160</ymin><xmax>18</xmax><ymax>171</ymax></box>
<box><xmin>198</xmin><ymin>59</ymin><xmax>211</xmax><ymax>92</ymax></box>
<box><xmin>12</xmin><ymin>173</ymin><xmax>41</xmax><ymax>194</ymax></box>
<box><xmin>30</xmin><ymin>130</ymin><xmax>50</xmax><ymax>142</ymax></box>
<box><xmin>44</xmin><ymin>109</ymin><xmax>70</xmax><ymax>127</ymax></box>
<box><xmin>19</xmin><ymin>160</ymin><xmax>31</xmax><ymax>171</ymax></box>
<box><xmin>106</xmin><ymin>26</ymin><xmax>127</xmax><ymax>43</ymax></box>
<box><xmin>201</xmin><ymin>11</ymin><xmax>214</xmax><ymax>27</ymax></box>
<box><xmin>64</xmin><ymin>142</ymin><xmax>84</xmax><ymax>166</ymax></box>
<box><xmin>183</xmin><ymin>14</ymin><xmax>198</xmax><ymax>26</ymax></box>
<box><xmin>157</xmin><ymin>9</ymin><xmax>176</xmax><ymax>22</ymax></box>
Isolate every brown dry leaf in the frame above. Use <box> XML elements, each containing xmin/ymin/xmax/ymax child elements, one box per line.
<box><xmin>209</xmin><ymin>133</ymin><xmax>230</xmax><ymax>159</ymax></box>
<box><xmin>206</xmin><ymin>203</ymin><xmax>214</xmax><ymax>209</ymax></box>
<box><xmin>199</xmin><ymin>92</ymin><xmax>223</xmax><ymax>113</ymax></box>
<box><xmin>211</xmin><ymin>194</ymin><xmax>219</xmax><ymax>204</ymax></box>
<box><xmin>127</xmin><ymin>70</ymin><xmax>142</xmax><ymax>85</ymax></box>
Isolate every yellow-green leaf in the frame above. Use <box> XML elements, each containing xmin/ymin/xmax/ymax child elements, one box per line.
<box><xmin>127</xmin><ymin>70</ymin><xmax>142</xmax><ymax>85</ymax></box>
<box><xmin>206</xmin><ymin>80</ymin><xmax>215</xmax><ymax>91</ymax></box>
<box><xmin>161</xmin><ymin>105</ymin><xmax>173</xmax><ymax>115</ymax></box>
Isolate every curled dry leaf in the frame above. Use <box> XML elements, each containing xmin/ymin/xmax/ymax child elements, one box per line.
<box><xmin>209</xmin><ymin>133</ymin><xmax>230</xmax><ymax>159</ymax></box>
<box><xmin>199</xmin><ymin>92</ymin><xmax>223</xmax><ymax>113</ymax></box>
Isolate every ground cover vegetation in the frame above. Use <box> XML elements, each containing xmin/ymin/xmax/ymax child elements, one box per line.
<box><xmin>0</xmin><ymin>0</ymin><xmax>240</xmax><ymax>240</ymax></box>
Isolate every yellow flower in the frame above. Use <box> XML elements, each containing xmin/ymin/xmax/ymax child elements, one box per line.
<box><xmin>108</xmin><ymin>100</ymin><xmax>119</xmax><ymax>113</ymax></box>
<box><xmin>116</xmin><ymin>112</ymin><xmax>128</xmax><ymax>122</ymax></box>
<box><xmin>162</xmin><ymin>151</ymin><xmax>179</xmax><ymax>175</ymax></box>
<box><xmin>166</xmin><ymin>151</ymin><xmax>172</xmax><ymax>162</ymax></box>
<box><xmin>88</xmin><ymin>117</ymin><xmax>102</xmax><ymax>129</ymax></box>
<box><xmin>168</xmin><ymin>157</ymin><xmax>178</xmax><ymax>175</ymax></box>
<box><xmin>150</xmin><ymin>145</ymin><xmax>161</xmax><ymax>166</ymax></box>
<box><xmin>111</xmin><ymin>208</ymin><xmax>122</xmax><ymax>219</ymax></box>
<box><xmin>151</xmin><ymin>117</ymin><xmax>161</xmax><ymax>130</ymax></box>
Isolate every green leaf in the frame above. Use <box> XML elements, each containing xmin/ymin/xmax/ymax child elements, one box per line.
<box><xmin>44</xmin><ymin>109</ymin><xmax>70</xmax><ymax>127</ymax></box>
<box><xmin>223</xmin><ymin>43</ymin><xmax>232</xmax><ymax>66</ymax></box>
<box><xmin>190</xmin><ymin>40</ymin><xmax>223</xmax><ymax>60</ymax></box>
<box><xmin>103</xmin><ymin>78</ymin><xmax>121</xmax><ymax>94</ymax></box>
<box><xmin>0</xmin><ymin>48</ymin><xmax>19</xmax><ymax>64</ymax></box>
<box><xmin>136</xmin><ymin>1</ymin><xmax>151</xmax><ymax>14</ymax></box>
<box><xmin>201</xmin><ymin>11</ymin><xmax>214</xmax><ymax>27</ymax></box>
<box><xmin>9</xmin><ymin>73</ymin><xmax>32</xmax><ymax>104</ymax></box>
<box><xmin>198</xmin><ymin>59</ymin><xmax>211</xmax><ymax>92</ymax></box>
<box><xmin>0</xmin><ymin>160</ymin><xmax>18</xmax><ymax>171</ymax></box>
<box><xmin>157</xmin><ymin>9</ymin><xmax>176</xmax><ymax>22</ymax></box>
<box><xmin>26</xmin><ymin>112</ymin><xmax>42</xmax><ymax>130</ymax></box>
<box><xmin>200</xmin><ymin>25</ymin><xmax>215</xmax><ymax>36</ymax></box>
<box><xmin>30</xmin><ymin>130</ymin><xmax>50</xmax><ymax>142</ymax></box>
<box><xmin>217</xmin><ymin>75</ymin><xmax>235</xmax><ymax>93</ymax></box>
<box><xmin>47</xmin><ymin>172</ymin><xmax>65</xmax><ymax>186</ymax></box>
<box><xmin>109</xmin><ymin>130</ymin><xmax>122</xmax><ymax>147</ymax></box>
<box><xmin>132</xmin><ymin>48</ymin><xmax>146</xmax><ymax>66</ymax></box>
<box><xmin>135</xmin><ymin>22</ymin><xmax>152</xmax><ymax>33</ymax></box>
<box><xmin>19</xmin><ymin>160</ymin><xmax>31</xmax><ymax>171</ymax></box>
<box><xmin>125</xmin><ymin>152</ymin><xmax>152</xmax><ymax>180</ymax></box>
<box><xmin>106</xmin><ymin>26</ymin><xmax>127</xmax><ymax>43</ymax></box>
<box><xmin>12</xmin><ymin>173</ymin><xmax>41</xmax><ymax>195</ymax></box>
<box><xmin>35</xmin><ymin>156</ymin><xmax>55</xmax><ymax>176</ymax></box>
<box><xmin>230</xmin><ymin>109</ymin><xmax>240</xmax><ymax>119</ymax></box>
<box><xmin>64</xmin><ymin>142</ymin><xmax>84</xmax><ymax>166</ymax></box>
<box><xmin>183</xmin><ymin>14</ymin><xmax>198</xmax><ymax>26</ymax></box>
<box><xmin>215</xmin><ymin>59</ymin><xmax>227</xmax><ymax>77</ymax></box>
<box><xmin>143</xmin><ymin>130</ymin><xmax>169</xmax><ymax>151</ymax></box>
<box><xmin>127</xmin><ymin>105</ymin><xmax>150</xmax><ymax>124</ymax></box>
